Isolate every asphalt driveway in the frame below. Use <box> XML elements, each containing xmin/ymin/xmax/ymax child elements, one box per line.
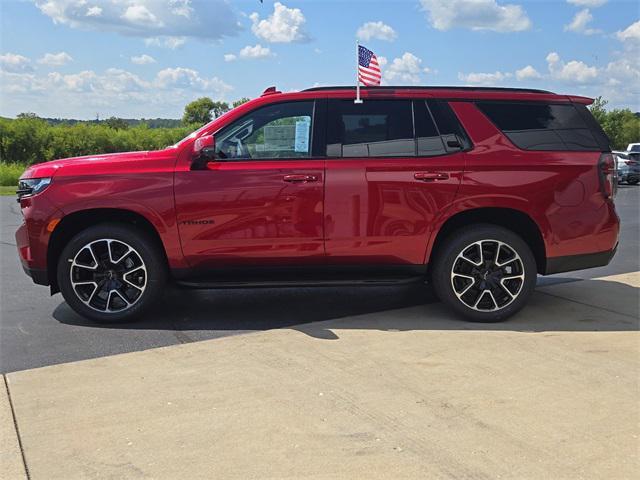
<box><xmin>1</xmin><ymin>186</ymin><xmax>638</xmax><ymax>373</ymax></box>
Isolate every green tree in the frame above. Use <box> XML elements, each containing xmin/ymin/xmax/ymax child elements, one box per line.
<box><xmin>16</xmin><ymin>112</ymin><xmax>39</xmax><ymax>119</ymax></box>
<box><xmin>232</xmin><ymin>97</ymin><xmax>251</xmax><ymax>108</ymax></box>
<box><xmin>589</xmin><ymin>98</ymin><xmax>640</xmax><ymax>150</ymax></box>
<box><xmin>211</xmin><ymin>100</ymin><xmax>230</xmax><ymax>118</ymax></box>
<box><xmin>588</xmin><ymin>97</ymin><xmax>607</xmax><ymax>126</ymax></box>
<box><xmin>183</xmin><ymin>97</ymin><xmax>215</xmax><ymax>125</ymax></box>
<box><xmin>105</xmin><ymin>117</ymin><xmax>129</xmax><ymax>130</ymax></box>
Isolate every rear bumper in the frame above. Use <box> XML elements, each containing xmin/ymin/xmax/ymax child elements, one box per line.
<box><xmin>544</xmin><ymin>245</ymin><xmax>617</xmax><ymax>275</ymax></box>
<box><xmin>21</xmin><ymin>264</ymin><xmax>49</xmax><ymax>286</ymax></box>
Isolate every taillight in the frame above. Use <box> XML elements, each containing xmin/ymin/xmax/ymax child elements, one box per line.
<box><xmin>599</xmin><ymin>153</ymin><xmax>616</xmax><ymax>199</ymax></box>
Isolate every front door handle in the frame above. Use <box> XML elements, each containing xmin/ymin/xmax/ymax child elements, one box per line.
<box><xmin>414</xmin><ymin>172</ymin><xmax>449</xmax><ymax>182</ymax></box>
<box><xmin>283</xmin><ymin>174</ymin><xmax>318</xmax><ymax>183</ymax></box>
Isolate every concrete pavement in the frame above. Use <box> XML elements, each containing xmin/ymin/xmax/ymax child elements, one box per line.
<box><xmin>3</xmin><ymin>272</ymin><xmax>638</xmax><ymax>480</ymax></box>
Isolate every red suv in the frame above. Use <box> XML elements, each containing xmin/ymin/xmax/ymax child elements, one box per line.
<box><xmin>15</xmin><ymin>86</ymin><xmax>619</xmax><ymax>323</ymax></box>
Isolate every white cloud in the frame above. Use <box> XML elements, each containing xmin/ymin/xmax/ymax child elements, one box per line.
<box><xmin>144</xmin><ymin>36</ymin><xmax>187</xmax><ymax>49</ymax></box>
<box><xmin>250</xmin><ymin>2</ymin><xmax>308</xmax><ymax>43</ymax></box>
<box><xmin>458</xmin><ymin>71</ymin><xmax>512</xmax><ymax>85</ymax></box>
<box><xmin>239</xmin><ymin>44</ymin><xmax>273</xmax><ymax>59</ymax></box>
<box><xmin>419</xmin><ymin>0</ymin><xmax>531</xmax><ymax>32</ymax></box>
<box><xmin>131</xmin><ymin>54</ymin><xmax>156</xmax><ymax>65</ymax></box>
<box><xmin>356</xmin><ymin>21</ymin><xmax>397</xmax><ymax>41</ymax></box>
<box><xmin>33</xmin><ymin>0</ymin><xmax>240</xmax><ymax>44</ymax></box>
<box><xmin>86</xmin><ymin>6</ymin><xmax>102</xmax><ymax>17</ymax></box>
<box><xmin>1</xmin><ymin>64</ymin><xmax>234</xmax><ymax>118</ymax></box>
<box><xmin>383</xmin><ymin>52</ymin><xmax>430</xmax><ymax>85</ymax></box>
<box><xmin>546</xmin><ymin>51</ymin><xmax>598</xmax><ymax>83</ymax></box>
<box><xmin>0</xmin><ymin>53</ymin><xmax>33</xmax><ymax>73</ymax></box>
<box><xmin>38</xmin><ymin>51</ymin><xmax>73</xmax><ymax>66</ymax></box>
<box><xmin>515</xmin><ymin>65</ymin><xmax>541</xmax><ymax>81</ymax></box>
<box><xmin>617</xmin><ymin>20</ymin><xmax>640</xmax><ymax>43</ymax></box>
<box><xmin>564</xmin><ymin>9</ymin><xmax>601</xmax><ymax>35</ymax></box>
<box><xmin>154</xmin><ymin>67</ymin><xmax>232</xmax><ymax>94</ymax></box>
<box><xmin>567</xmin><ymin>0</ymin><xmax>607</xmax><ymax>7</ymax></box>
<box><xmin>47</xmin><ymin>70</ymin><xmax>97</xmax><ymax>92</ymax></box>
<box><xmin>224</xmin><ymin>54</ymin><xmax>237</xmax><ymax>62</ymax></box>
<box><xmin>122</xmin><ymin>5</ymin><xmax>162</xmax><ymax>27</ymax></box>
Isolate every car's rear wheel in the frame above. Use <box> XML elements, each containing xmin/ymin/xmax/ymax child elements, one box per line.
<box><xmin>431</xmin><ymin>224</ymin><xmax>537</xmax><ymax>322</ymax></box>
<box><xmin>57</xmin><ymin>223</ymin><xmax>166</xmax><ymax>323</ymax></box>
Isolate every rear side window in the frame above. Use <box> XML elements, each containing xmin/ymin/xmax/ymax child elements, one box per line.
<box><xmin>413</xmin><ymin>100</ymin><xmax>447</xmax><ymax>156</ymax></box>
<box><xmin>427</xmin><ymin>100</ymin><xmax>472</xmax><ymax>151</ymax></box>
<box><xmin>327</xmin><ymin>99</ymin><xmax>471</xmax><ymax>158</ymax></box>
<box><xmin>476</xmin><ymin>102</ymin><xmax>601</xmax><ymax>151</ymax></box>
<box><xmin>327</xmin><ymin>100</ymin><xmax>415</xmax><ymax>157</ymax></box>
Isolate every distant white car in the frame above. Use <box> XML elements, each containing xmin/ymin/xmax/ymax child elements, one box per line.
<box><xmin>617</xmin><ymin>144</ymin><xmax>640</xmax><ymax>185</ymax></box>
<box><xmin>627</xmin><ymin>143</ymin><xmax>640</xmax><ymax>153</ymax></box>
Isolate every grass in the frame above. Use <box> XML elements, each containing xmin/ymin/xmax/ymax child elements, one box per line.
<box><xmin>0</xmin><ymin>185</ymin><xmax>16</xmax><ymax>196</ymax></box>
<box><xmin>0</xmin><ymin>162</ymin><xmax>27</xmax><ymax>187</ymax></box>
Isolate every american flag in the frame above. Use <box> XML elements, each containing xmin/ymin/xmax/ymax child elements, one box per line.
<box><xmin>358</xmin><ymin>45</ymin><xmax>381</xmax><ymax>86</ymax></box>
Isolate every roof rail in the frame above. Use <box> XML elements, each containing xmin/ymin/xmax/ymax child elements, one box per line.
<box><xmin>302</xmin><ymin>85</ymin><xmax>555</xmax><ymax>95</ymax></box>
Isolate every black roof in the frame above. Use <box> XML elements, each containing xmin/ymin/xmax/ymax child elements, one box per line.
<box><xmin>303</xmin><ymin>85</ymin><xmax>554</xmax><ymax>95</ymax></box>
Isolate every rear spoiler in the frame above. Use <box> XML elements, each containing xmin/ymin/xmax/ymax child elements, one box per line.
<box><xmin>567</xmin><ymin>95</ymin><xmax>594</xmax><ymax>105</ymax></box>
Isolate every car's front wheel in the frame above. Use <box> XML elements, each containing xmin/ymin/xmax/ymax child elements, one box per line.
<box><xmin>431</xmin><ymin>224</ymin><xmax>537</xmax><ymax>322</ymax></box>
<box><xmin>57</xmin><ymin>223</ymin><xmax>166</xmax><ymax>323</ymax></box>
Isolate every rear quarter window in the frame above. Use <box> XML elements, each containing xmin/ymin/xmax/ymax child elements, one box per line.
<box><xmin>476</xmin><ymin>102</ymin><xmax>603</xmax><ymax>152</ymax></box>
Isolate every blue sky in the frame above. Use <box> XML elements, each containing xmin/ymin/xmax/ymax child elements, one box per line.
<box><xmin>1</xmin><ymin>0</ymin><xmax>638</xmax><ymax>119</ymax></box>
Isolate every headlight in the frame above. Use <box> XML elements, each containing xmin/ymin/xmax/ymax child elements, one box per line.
<box><xmin>17</xmin><ymin>177</ymin><xmax>52</xmax><ymax>200</ymax></box>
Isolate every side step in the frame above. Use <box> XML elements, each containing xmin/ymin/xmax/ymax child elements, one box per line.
<box><xmin>176</xmin><ymin>276</ymin><xmax>425</xmax><ymax>289</ymax></box>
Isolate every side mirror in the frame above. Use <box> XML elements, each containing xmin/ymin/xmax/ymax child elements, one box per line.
<box><xmin>193</xmin><ymin>135</ymin><xmax>215</xmax><ymax>157</ymax></box>
<box><xmin>192</xmin><ymin>135</ymin><xmax>215</xmax><ymax>170</ymax></box>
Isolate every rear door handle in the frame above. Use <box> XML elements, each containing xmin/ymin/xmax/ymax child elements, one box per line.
<box><xmin>414</xmin><ymin>172</ymin><xmax>449</xmax><ymax>182</ymax></box>
<box><xmin>283</xmin><ymin>174</ymin><xmax>318</xmax><ymax>183</ymax></box>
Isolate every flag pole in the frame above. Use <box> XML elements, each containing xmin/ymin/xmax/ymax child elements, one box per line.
<box><xmin>354</xmin><ymin>40</ymin><xmax>363</xmax><ymax>104</ymax></box>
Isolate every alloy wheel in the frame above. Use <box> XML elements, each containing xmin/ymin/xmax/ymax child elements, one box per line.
<box><xmin>450</xmin><ymin>239</ymin><xmax>525</xmax><ymax>312</ymax></box>
<box><xmin>69</xmin><ymin>239</ymin><xmax>147</xmax><ymax>313</ymax></box>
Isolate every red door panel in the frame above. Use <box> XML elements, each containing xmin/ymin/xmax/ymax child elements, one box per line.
<box><xmin>324</xmin><ymin>154</ymin><xmax>464</xmax><ymax>265</ymax></box>
<box><xmin>174</xmin><ymin>160</ymin><xmax>324</xmax><ymax>268</ymax></box>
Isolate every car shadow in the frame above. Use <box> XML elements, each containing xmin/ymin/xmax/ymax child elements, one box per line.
<box><xmin>53</xmin><ymin>276</ymin><xmax>639</xmax><ymax>339</ymax></box>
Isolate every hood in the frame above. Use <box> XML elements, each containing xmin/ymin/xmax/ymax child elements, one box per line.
<box><xmin>21</xmin><ymin>150</ymin><xmax>153</xmax><ymax>179</ymax></box>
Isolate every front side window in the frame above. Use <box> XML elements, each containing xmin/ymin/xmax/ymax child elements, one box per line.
<box><xmin>215</xmin><ymin>101</ymin><xmax>314</xmax><ymax>160</ymax></box>
<box><xmin>327</xmin><ymin>100</ymin><xmax>415</xmax><ymax>157</ymax></box>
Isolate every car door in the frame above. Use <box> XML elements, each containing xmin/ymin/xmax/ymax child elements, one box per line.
<box><xmin>174</xmin><ymin>100</ymin><xmax>325</xmax><ymax>270</ymax></box>
<box><xmin>323</xmin><ymin>98</ymin><xmax>467</xmax><ymax>265</ymax></box>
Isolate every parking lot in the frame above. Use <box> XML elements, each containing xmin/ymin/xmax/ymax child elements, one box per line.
<box><xmin>1</xmin><ymin>186</ymin><xmax>638</xmax><ymax>374</ymax></box>
<box><xmin>1</xmin><ymin>187</ymin><xmax>638</xmax><ymax>479</ymax></box>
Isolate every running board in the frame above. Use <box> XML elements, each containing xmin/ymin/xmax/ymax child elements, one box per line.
<box><xmin>175</xmin><ymin>276</ymin><xmax>425</xmax><ymax>289</ymax></box>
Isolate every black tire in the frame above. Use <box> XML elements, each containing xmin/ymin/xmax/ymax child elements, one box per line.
<box><xmin>57</xmin><ymin>223</ymin><xmax>167</xmax><ymax>323</ymax></box>
<box><xmin>628</xmin><ymin>178</ymin><xmax>639</xmax><ymax>185</ymax></box>
<box><xmin>431</xmin><ymin>224</ymin><xmax>537</xmax><ymax>322</ymax></box>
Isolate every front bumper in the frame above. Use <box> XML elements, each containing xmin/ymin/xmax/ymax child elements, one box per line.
<box><xmin>544</xmin><ymin>244</ymin><xmax>618</xmax><ymax>275</ymax></box>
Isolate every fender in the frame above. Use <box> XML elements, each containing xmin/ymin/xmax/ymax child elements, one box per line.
<box><xmin>423</xmin><ymin>194</ymin><xmax>550</xmax><ymax>265</ymax></box>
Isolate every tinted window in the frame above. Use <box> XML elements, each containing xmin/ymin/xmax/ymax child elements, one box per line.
<box><xmin>413</xmin><ymin>100</ymin><xmax>446</xmax><ymax>156</ymax></box>
<box><xmin>477</xmin><ymin>102</ymin><xmax>600</xmax><ymax>151</ymax></box>
<box><xmin>215</xmin><ymin>101</ymin><xmax>314</xmax><ymax>159</ymax></box>
<box><xmin>427</xmin><ymin>100</ymin><xmax>471</xmax><ymax>151</ymax></box>
<box><xmin>327</xmin><ymin>100</ymin><xmax>414</xmax><ymax>157</ymax></box>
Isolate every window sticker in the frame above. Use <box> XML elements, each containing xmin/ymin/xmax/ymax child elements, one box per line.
<box><xmin>294</xmin><ymin>119</ymin><xmax>311</xmax><ymax>153</ymax></box>
<box><xmin>264</xmin><ymin>125</ymin><xmax>296</xmax><ymax>151</ymax></box>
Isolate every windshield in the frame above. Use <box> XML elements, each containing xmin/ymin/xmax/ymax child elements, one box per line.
<box><xmin>169</xmin><ymin>108</ymin><xmax>237</xmax><ymax>149</ymax></box>
<box><xmin>630</xmin><ymin>144</ymin><xmax>640</xmax><ymax>152</ymax></box>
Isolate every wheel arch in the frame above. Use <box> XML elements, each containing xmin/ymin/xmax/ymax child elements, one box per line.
<box><xmin>428</xmin><ymin>207</ymin><xmax>547</xmax><ymax>275</ymax></box>
<box><xmin>47</xmin><ymin>208</ymin><xmax>169</xmax><ymax>293</ymax></box>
